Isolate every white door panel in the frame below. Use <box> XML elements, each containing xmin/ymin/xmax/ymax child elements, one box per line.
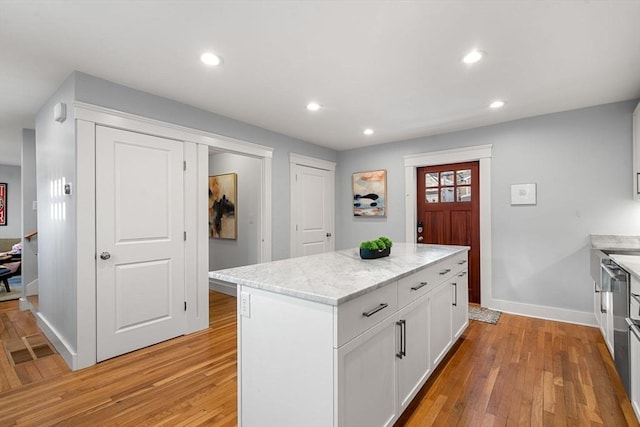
<box><xmin>292</xmin><ymin>164</ymin><xmax>334</xmax><ymax>257</ymax></box>
<box><xmin>96</xmin><ymin>126</ymin><xmax>185</xmax><ymax>362</ymax></box>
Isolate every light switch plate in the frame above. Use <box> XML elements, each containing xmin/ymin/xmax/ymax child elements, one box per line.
<box><xmin>240</xmin><ymin>292</ymin><xmax>251</xmax><ymax>318</ymax></box>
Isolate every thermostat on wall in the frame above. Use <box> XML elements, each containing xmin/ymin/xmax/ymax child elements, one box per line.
<box><xmin>54</xmin><ymin>102</ymin><xmax>66</xmax><ymax>123</ymax></box>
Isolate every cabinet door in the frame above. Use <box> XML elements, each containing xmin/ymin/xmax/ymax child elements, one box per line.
<box><xmin>605</xmin><ymin>292</ymin><xmax>615</xmax><ymax>357</ymax></box>
<box><xmin>397</xmin><ymin>294</ymin><xmax>431</xmax><ymax>412</ymax></box>
<box><xmin>594</xmin><ymin>283</ymin><xmax>603</xmax><ymax>330</ymax></box>
<box><xmin>452</xmin><ymin>269</ymin><xmax>469</xmax><ymax>340</ymax></box>
<box><xmin>631</xmin><ymin>323</ymin><xmax>640</xmax><ymax>421</ymax></box>
<box><xmin>336</xmin><ymin>314</ymin><xmax>398</xmax><ymax>427</ymax></box>
<box><xmin>429</xmin><ymin>281</ymin><xmax>453</xmax><ymax>368</ymax></box>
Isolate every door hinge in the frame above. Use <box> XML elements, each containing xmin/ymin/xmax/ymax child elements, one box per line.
<box><xmin>184</xmin><ymin>301</ymin><xmax>187</xmax><ymax>311</ymax></box>
<box><xmin>296</xmin><ymin>224</ymin><xmax>298</xmax><ymax>231</ymax></box>
<box><xmin>184</xmin><ymin>231</ymin><xmax>187</xmax><ymax>241</ymax></box>
<box><xmin>183</xmin><ymin>161</ymin><xmax>186</xmax><ymax>171</ymax></box>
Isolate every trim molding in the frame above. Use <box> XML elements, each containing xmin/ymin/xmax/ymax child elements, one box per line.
<box><xmin>289</xmin><ymin>153</ymin><xmax>336</xmax><ymax>171</ymax></box>
<box><xmin>36</xmin><ymin>312</ymin><xmax>77</xmax><ymax>370</ymax></box>
<box><xmin>73</xmin><ymin>102</ymin><xmax>273</xmax><ymax>158</ymax></box>
<box><xmin>489</xmin><ymin>299</ymin><xmax>597</xmax><ymax>327</ymax></box>
<box><xmin>209</xmin><ymin>279</ymin><xmax>237</xmax><ymax>297</ymax></box>
<box><xmin>404</xmin><ymin>145</ymin><xmax>493</xmax><ymax>306</ymax></box>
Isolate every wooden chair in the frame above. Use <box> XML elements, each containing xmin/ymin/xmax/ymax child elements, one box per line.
<box><xmin>0</xmin><ymin>256</ymin><xmax>21</xmax><ymax>293</ymax></box>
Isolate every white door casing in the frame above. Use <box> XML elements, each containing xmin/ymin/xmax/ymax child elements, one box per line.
<box><xmin>96</xmin><ymin>126</ymin><xmax>186</xmax><ymax>362</ymax></box>
<box><xmin>289</xmin><ymin>154</ymin><xmax>336</xmax><ymax>258</ymax></box>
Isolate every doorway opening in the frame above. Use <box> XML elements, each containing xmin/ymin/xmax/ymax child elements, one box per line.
<box><xmin>404</xmin><ymin>145</ymin><xmax>493</xmax><ymax>307</ymax></box>
<box><xmin>417</xmin><ymin>161</ymin><xmax>480</xmax><ymax>303</ymax></box>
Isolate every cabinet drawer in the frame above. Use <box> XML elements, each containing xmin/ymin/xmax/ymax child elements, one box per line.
<box><xmin>336</xmin><ymin>282</ymin><xmax>398</xmax><ymax>347</ymax></box>
<box><xmin>398</xmin><ymin>268</ymin><xmax>439</xmax><ymax>308</ymax></box>
<box><xmin>437</xmin><ymin>252</ymin><xmax>468</xmax><ymax>280</ymax></box>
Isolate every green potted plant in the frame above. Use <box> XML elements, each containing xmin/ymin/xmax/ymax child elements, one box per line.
<box><xmin>359</xmin><ymin>236</ymin><xmax>393</xmax><ymax>259</ymax></box>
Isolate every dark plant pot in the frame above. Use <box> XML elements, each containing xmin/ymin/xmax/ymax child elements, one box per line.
<box><xmin>360</xmin><ymin>247</ymin><xmax>391</xmax><ymax>259</ymax></box>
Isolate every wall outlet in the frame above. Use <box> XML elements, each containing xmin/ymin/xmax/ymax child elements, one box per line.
<box><xmin>240</xmin><ymin>292</ymin><xmax>251</xmax><ymax>318</ymax></box>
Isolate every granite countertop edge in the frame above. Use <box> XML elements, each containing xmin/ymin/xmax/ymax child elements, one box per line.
<box><xmin>209</xmin><ymin>243</ymin><xmax>469</xmax><ymax>306</ymax></box>
<box><xmin>590</xmin><ymin>234</ymin><xmax>640</xmax><ymax>251</ymax></box>
<box><xmin>609</xmin><ymin>254</ymin><xmax>640</xmax><ymax>281</ymax></box>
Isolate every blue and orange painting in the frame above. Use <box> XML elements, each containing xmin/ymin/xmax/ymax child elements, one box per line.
<box><xmin>352</xmin><ymin>170</ymin><xmax>386</xmax><ymax>216</ymax></box>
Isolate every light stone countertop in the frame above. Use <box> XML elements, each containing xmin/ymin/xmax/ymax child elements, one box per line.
<box><xmin>591</xmin><ymin>234</ymin><xmax>640</xmax><ymax>252</ymax></box>
<box><xmin>610</xmin><ymin>254</ymin><xmax>640</xmax><ymax>281</ymax></box>
<box><xmin>209</xmin><ymin>242</ymin><xmax>469</xmax><ymax>305</ymax></box>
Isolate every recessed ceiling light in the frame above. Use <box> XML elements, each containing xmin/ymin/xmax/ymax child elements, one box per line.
<box><xmin>462</xmin><ymin>50</ymin><xmax>484</xmax><ymax>64</ymax></box>
<box><xmin>363</xmin><ymin>128</ymin><xmax>374</xmax><ymax>136</ymax></box>
<box><xmin>200</xmin><ymin>52</ymin><xmax>222</xmax><ymax>66</ymax></box>
<box><xmin>490</xmin><ymin>100</ymin><xmax>506</xmax><ymax>109</ymax></box>
<box><xmin>306</xmin><ymin>102</ymin><xmax>322</xmax><ymax>111</ymax></box>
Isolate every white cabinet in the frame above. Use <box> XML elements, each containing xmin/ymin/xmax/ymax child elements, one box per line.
<box><xmin>594</xmin><ymin>282</ymin><xmax>615</xmax><ymax>357</ymax></box>
<box><xmin>397</xmin><ymin>294</ymin><xmax>431</xmax><ymax>412</ymax></box>
<box><xmin>337</xmin><ymin>314</ymin><xmax>399</xmax><ymax>427</ymax></box>
<box><xmin>430</xmin><ymin>281</ymin><xmax>453</xmax><ymax>367</ymax></box>
<box><xmin>594</xmin><ymin>282</ymin><xmax>603</xmax><ymax>332</ymax></box>
<box><xmin>603</xmin><ymin>291</ymin><xmax>615</xmax><ymax>357</ymax></box>
<box><xmin>452</xmin><ymin>269</ymin><xmax>469</xmax><ymax>340</ymax></box>
<box><xmin>630</xmin><ymin>321</ymin><xmax>640</xmax><ymax>421</ymax></box>
<box><xmin>633</xmin><ymin>101</ymin><xmax>640</xmax><ymax>198</ymax></box>
<box><xmin>236</xmin><ymin>249</ymin><xmax>469</xmax><ymax>427</ymax></box>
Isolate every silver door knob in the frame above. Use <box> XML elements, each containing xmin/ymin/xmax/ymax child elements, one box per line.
<box><xmin>326</xmin><ymin>232</ymin><xmax>332</xmax><ymax>237</ymax></box>
<box><xmin>100</xmin><ymin>252</ymin><xmax>111</xmax><ymax>260</ymax></box>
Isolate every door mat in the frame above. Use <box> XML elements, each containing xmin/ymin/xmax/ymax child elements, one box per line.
<box><xmin>3</xmin><ymin>334</ymin><xmax>56</xmax><ymax>366</ymax></box>
<box><xmin>469</xmin><ymin>306</ymin><xmax>501</xmax><ymax>324</ymax></box>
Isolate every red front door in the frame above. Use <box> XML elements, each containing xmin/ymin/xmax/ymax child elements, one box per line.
<box><xmin>417</xmin><ymin>161</ymin><xmax>480</xmax><ymax>304</ymax></box>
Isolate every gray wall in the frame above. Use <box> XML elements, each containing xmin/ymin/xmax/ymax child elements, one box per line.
<box><xmin>336</xmin><ymin>100</ymin><xmax>640</xmax><ymax>313</ymax></box>
<box><xmin>74</xmin><ymin>71</ymin><xmax>338</xmax><ymax>261</ymax></box>
<box><xmin>21</xmin><ymin>129</ymin><xmax>38</xmax><ymax>287</ymax></box>
<box><xmin>209</xmin><ymin>152</ymin><xmax>261</xmax><ymax>270</ymax></box>
<box><xmin>0</xmin><ymin>164</ymin><xmax>22</xmax><ymax>239</ymax></box>
<box><xmin>35</xmin><ymin>73</ymin><xmax>78</xmax><ymax>351</ymax></box>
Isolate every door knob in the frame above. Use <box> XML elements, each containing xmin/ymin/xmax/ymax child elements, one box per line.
<box><xmin>99</xmin><ymin>252</ymin><xmax>111</xmax><ymax>260</ymax></box>
<box><xmin>326</xmin><ymin>232</ymin><xmax>332</xmax><ymax>237</ymax></box>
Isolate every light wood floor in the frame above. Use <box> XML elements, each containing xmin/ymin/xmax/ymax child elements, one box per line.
<box><xmin>0</xmin><ymin>293</ymin><xmax>637</xmax><ymax>426</ymax></box>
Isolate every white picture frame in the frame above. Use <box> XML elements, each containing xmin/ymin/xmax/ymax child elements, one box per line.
<box><xmin>510</xmin><ymin>183</ymin><xmax>536</xmax><ymax>205</ymax></box>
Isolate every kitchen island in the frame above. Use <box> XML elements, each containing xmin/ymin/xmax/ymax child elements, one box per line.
<box><xmin>210</xmin><ymin>243</ymin><xmax>469</xmax><ymax>427</ymax></box>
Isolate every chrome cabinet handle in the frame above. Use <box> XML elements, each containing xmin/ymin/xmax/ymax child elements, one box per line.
<box><xmin>439</xmin><ymin>269</ymin><xmax>451</xmax><ymax>275</ymax></box>
<box><xmin>99</xmin><ymin>252</ymin><xmax>111</xmax><ymax>260</ymax></box>
<box><xmin>458</xmin><ymin>272</ymin><xmax>467</xmax><ymax>277</ymax></box>
<box><xmin>452</xmin><ymin>282</ymin><xmax>458</xmax><ymax>306</ymax></box>
<box><xmin>627</xmin><ymin>318</ymin><xmax>640</xmax><ymax>340</ymax></box>
<box><xmin>458</xmin><ymin>260</ymin><xmax>467</xmax><ymax>265</ymax></box>
<box><xmin>362</xmin><ymin>303</ymin><xmax>388</xmax><ymax>318</ymax></box>
<box><xmin>410</xmin><ymin>281</ymin><xmax>428</xmax><ymax>291</ymax></box>
<box><xmin>632</xmin><ymin>293</ymin><xmax>640</xmax><ymax>316</ymax></box>
<box><xmin>326</xmin><ymin>232</ymin><xmax>332</xmax><ymax>237</ymax></box>
<box><xmin>396</xmin><ymin>320</ymin><xmax>406</xmax><ymax>359</ymax></box>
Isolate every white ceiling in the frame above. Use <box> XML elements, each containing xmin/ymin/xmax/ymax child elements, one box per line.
<box><xmin>1</xmin><ymin>0</ymin><xmax>640</xmax><ymax>164</ymax></box>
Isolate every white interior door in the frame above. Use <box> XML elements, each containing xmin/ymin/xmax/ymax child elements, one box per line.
<box><xmin>291</xmin><ymin>163</ymin><xmax>334</xmax><ymax>257</ymax></box>
<box><xmin>96</xmin><ymin>126</ymin><xmax>185</xmax><ymax>362</ymax></box>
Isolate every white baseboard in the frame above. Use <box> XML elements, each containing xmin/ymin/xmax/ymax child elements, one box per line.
<box><xmin>485</xmin><ymin>298</ymin><xmax>597</xmax><ymax>327</ymax></box>
<box><xmin>35</xmin><ymin>312</ymin><xmax>77</xmax><ymax>370</ymax></box>
<box><xmin>209</xmin><ymin>279</ymin><xmax>237</xmax><ymax>297</ymax></box>
<box><xmin>25</xmin><ymin>278</ymin><xmax>38</xmax><ymax>296</ymax></box>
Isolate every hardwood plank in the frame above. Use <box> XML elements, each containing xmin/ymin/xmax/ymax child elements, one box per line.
<box><xmin>0</xmin><ymin>294</ymin><xmax>637</xmax><ymax>426</ymax></box>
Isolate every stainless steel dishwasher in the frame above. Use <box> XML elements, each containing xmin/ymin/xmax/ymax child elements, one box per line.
<box><xmin>602</xmin><ymin>258</ymin><xmax>630</xmax><ymax>396</ymax></box>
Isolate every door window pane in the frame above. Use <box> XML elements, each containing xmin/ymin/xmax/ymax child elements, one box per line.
<box><xmin>441</xmin><ymin>187</ymin><xmax>454</xmax><ymax>202</ymax></box>
<box><xmin>440</xmin><ymin>171</ymin><xmax>454</xmax><ymax>186</ymax></box>
<box><xmin>425</xmin><ymin>173</ymin><xmax>439</xmax><ymax>188</ymax></box>
<box><xmin>456</xmin><ymin>169</ymin><xmax>471</xmax><ymax>185</ymax></box>
<box><xmin>457</xmin><ymin>186</ymin><xmax>471</xmax><ymax>202</ymax></box>
<box><xmin>426</xmin><ymin>189</ymin><xmax>438</xmax><ymax>203</ymax></box>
